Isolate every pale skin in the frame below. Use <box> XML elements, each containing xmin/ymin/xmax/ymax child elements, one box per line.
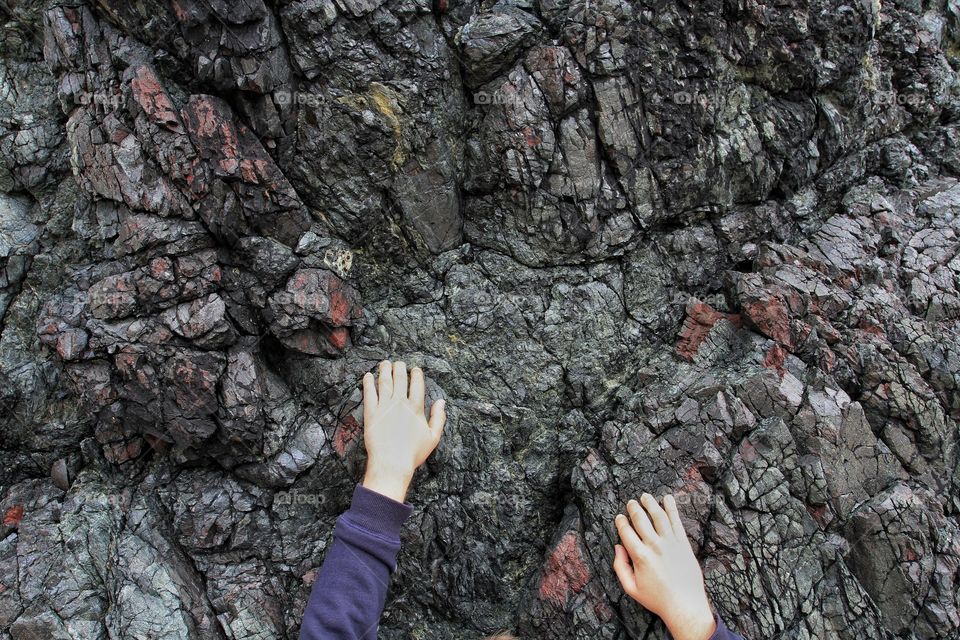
<box><xmin>361</xmin><ymin>360</ymin><xmax>446</xmax><ymax>503</ymax></box>
<box><xmin>613</xmin><ymin>494</ymin><xmax>717</xmax><ymax>640</ymax></box>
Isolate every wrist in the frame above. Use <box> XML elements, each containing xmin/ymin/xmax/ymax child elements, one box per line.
<box><xmin>362</xmin><ymin>466</ymin><xmax>413</xmax><ymax>503</ymax></box>
<box><xmin>662</xmin><ymin>602</ymin><xmax>716</xmax><ymax>640</ymax></box>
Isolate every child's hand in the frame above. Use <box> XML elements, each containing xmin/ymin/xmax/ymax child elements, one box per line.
<box><xmin>360</xmin><ymin>360</ymin><xmax>446</xmax><ymax>503</ymax></box>
<box><xmin>613</xmin><ymin>494</ymin><xmax>717</xmax><ymax>640</ymax></box>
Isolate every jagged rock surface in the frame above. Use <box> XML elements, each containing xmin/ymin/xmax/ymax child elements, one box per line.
<box><xmin>2</xmin><ymin>0</ymin><xmax>960</xmax><ymax>638</ymax></box>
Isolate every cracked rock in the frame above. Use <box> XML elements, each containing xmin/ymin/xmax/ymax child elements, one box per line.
<box><xmin>2</xmin><ymin>0</ymin><xmax>960</xmax><ymax>638</ymax></box>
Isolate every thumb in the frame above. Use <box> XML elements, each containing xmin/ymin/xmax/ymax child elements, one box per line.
<box><xmin>612</xmin><ymin>544</ymin><xmax>639</xmax><ymax>597</ymax></box>
<box><xmin>428</xmin><ymin>399</ymin><xmax>447</xmax><ymax>442</ymax></box>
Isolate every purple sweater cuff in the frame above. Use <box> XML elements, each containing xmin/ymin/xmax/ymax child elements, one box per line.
<box><xmin>709</xmin><ymin>612</ymin><xmax>741</xmax><ymax>640</ymax></box>
<box><xmin>342</xmin><ymin>484</ymin><xmax>413</xmax><ymax>539</ymax></box>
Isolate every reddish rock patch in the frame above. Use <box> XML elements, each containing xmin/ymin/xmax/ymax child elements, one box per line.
<box><xmin>676</xmin><ymin>301</ymin><xmax>742</xmax><ymax>361</ymax></box>
<box><xmin>184</xmin><ymin>96</ymin><xmax>220</xmax><ymax>138</ymax></box>
<box><xmin>817</xmin><ymin>346</ymin><xmax>837</xmax><ymax>373</ymax></box>
<box><xmin>763</xmin><ymin>344</ymin><xmax>787</xmax><ymax>378</ymax></box>
<box><xmin>150</xmin><ymin>257</ymin><xmax>174</xmax><ymax>279</ymax></box>
<box><xmin>56</xmin><ymin>329</ymin><xmax>88</xmax><ymax>361</ymax></box>
<box><xmin>103</xmin><ymin>438</ymin><xmax>145</xmax><ymax>465</ymax></box>
<box><xmin>173</xmin><ymin>361</ymin><xmax>217</xmax><ymax>409</ymax></box>
<box><xmin>130</xmin><ymin>65</ymin><xmax>182</xmax><ymax>131</ymax></box>
<box><xmin>538</xmin><ymin>531</ymin><xmax>590</xmax><ymax>607</ymax></box>
<box><xmin>240</xmin><ymin>157</ymin><xmax>269</xmax><ymax>184</ymax></box>
<box><xmin>3</xmin><ymin>505</ymin><xmax>24</xmax><ymax>528</ymax></box>
<box><xmin>327</xmin><ymin>275</ymin><xmax>356</xmax><ymax>326</ymax></box>
<box><xmin>685</xmin><ymin>463</ymin><xmax>705</xmax><ymax>483</ymax></box>
<box><xmin>858</xmin><ymin>320</ymin><xmax>886</xmax><ymax>337</ymax></box>
<box><xmin>522</xmin><ymin>126</ymin><xmax>542</xmax><ymax>148</ymax></box>
<box><xmin>743</xmin><ymin>297</ymin><xmax>794</xmax><ymax>349</ymax></box>
<box><xmin>678</xmin><ymin>464</ymin><xmax>709</xmax><ymax>503</ymax></box>
<box><xmin>333</xmin><ymin>415</ymin><xmax>363</xmax><ymax>457</ymax></box>
<box><xmin>326</xmin><ymin>327</ymin><xmax>351</xmax><ymax>351</ymax></box>
<box><xmin>593</xmin><ymin>600</ymin><xmax>614</xmax><ymax>622</ymax></box>
<box><xmin>806</xmin><ymin>503</ymin><xmax>831</xmax><ymax>529</ymax></box>
<box><xmin>169</xmin><ymin>0</ymin><xmax>189</xmax><ymax>22</ymax></box>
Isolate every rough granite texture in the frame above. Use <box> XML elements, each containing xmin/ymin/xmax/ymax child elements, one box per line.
<box><xmin>1</xmin><ymin>0</ymin><xmax>960</xmax><ymax>638</ymax></box>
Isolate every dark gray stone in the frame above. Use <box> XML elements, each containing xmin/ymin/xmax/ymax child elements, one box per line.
<box><xmin>1</xmin><ymin>0</ymin><xmax>959</xmax><ymax>638</ymax></box>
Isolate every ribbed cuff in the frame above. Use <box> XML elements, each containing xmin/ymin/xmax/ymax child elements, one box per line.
<box><xmin>710</xmin><ymin>613</ymin><xmax>731</xmax><ymax>640</ymax></box>
<box><xmin>343</xmin><ymin>484</ymin><xmax>413</xmax><ymax>539</ymax></box>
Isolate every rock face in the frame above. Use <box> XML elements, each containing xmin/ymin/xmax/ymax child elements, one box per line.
<box><xmin>1</xmin><ymin>0</ymin><xmax>960</xmax><ymax>638</ymax></box>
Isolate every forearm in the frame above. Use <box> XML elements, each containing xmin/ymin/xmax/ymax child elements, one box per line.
<box><xmin>299</xmin><ymin>485</ymin><xmax>412</xmax><ymax>640</ymax></box>
<box><xmin>362</xmin><ymin>467</ymin><xmax>412</xmax><ymax>504</ymax></box>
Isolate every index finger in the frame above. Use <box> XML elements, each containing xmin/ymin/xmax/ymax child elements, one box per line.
<box><xmin>362</xmin><ymin>371</ymin><xmax>377</xmax><ymax>422</ymax></box>
<box><xmin>615</xmin><ymin>514</ymin><xmax>646</xmax><ymax>565</ymax></box>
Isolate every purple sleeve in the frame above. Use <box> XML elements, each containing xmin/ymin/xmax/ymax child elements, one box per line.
<box><xmin>709</xmin><ymin>613</ymin><xmax>745</xmax><ymax>640</ymax></box>
<box><xmin>299</xmin><ymin>485</ymin><xmax>413</xmax><ymax>640</ymax></box>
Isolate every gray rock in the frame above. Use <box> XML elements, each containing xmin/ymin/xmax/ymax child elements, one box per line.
<box><xmin>1</xmin><ymin>0</ymin><xmax>959</xmax><ymax>638</ymax></box>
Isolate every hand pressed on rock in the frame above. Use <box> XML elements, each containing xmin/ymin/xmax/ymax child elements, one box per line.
<box><xmin>613</xmin><ymin>493</ymin><xmax>717</xmax><ymax>640</ymax></box>
<box><xmin>361</xmin><ymin>360</ymin><xmax>446</xmax><ymax>503</ymax></box>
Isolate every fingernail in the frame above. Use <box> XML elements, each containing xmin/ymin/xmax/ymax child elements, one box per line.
<box><xmin>627</xmin><ymin>499</ymin><xmax>638</xmax><ymax>510</ymax></box>
<box><xmin>437</xmin><ymin>399</ymin><xmax>446</xmax><ymax>409</ymax></box>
